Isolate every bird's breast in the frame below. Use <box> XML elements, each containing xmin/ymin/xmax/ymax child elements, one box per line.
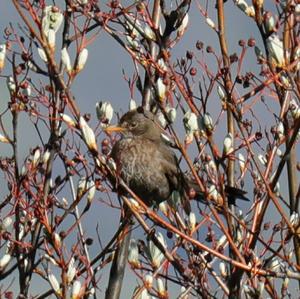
<box><xmin>111</xmin><ymin>137</ymin><xmax>170</xmax><ymax>205</ymax></box>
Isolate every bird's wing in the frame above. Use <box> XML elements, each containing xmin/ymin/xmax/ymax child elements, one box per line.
<box><xmin>157</xmin><ymin>142</ymin><xmax>191</xmax><ymax>213</ymax></box>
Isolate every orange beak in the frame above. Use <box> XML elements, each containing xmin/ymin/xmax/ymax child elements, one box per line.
<box><xmin>104</xmin><ymin>125</ymin><xmax>126</xmax><ymax>133</ymax></box>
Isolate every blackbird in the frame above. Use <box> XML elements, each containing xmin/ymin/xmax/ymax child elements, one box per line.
<box><xmin>107</xmin><ymin>107</ymin><xmax>248</xmax><ymax>212</ymax></box>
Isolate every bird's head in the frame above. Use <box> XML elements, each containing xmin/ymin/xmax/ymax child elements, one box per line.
<box><xmin>105</xmin><ymin>107</ymin><xmax>163</xmax><ymax>140</ymax></box>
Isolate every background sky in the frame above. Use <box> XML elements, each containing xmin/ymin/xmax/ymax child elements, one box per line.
<box><xmin>0</xmin><ymin>1</ymin><xmax>298</xmax><ymax>298</ymax></box>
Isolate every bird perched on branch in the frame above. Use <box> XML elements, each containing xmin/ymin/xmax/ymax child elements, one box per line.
<box><xmin>106</xmin><ymin>107</ymin><xmax>248</xmax><ymax>212</ymax></box>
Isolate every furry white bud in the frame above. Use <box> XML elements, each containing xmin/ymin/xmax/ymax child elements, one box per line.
<box><xmin>76</xmin><ymin>48</ymin><xmax>88</xmax><ymax>72</ymax></box>
<box><xmin>79</xmin><ymin>116</ymin><xmax>98</xmax><ymax>153</ymax></box>
<box><xmin>223</xmin><ymin>133</ymin><xmax>233</xmax><ymax>155</ymax></box>
<box><xmin>149</xmin><ymin>232</ymin><xmax>166</xmax><ymax>268</ymax></box>
<box><xmin>48</xmin><ymin>273</ymin><xmax>61</xmax><ymax>295</ymax></box>
<box><xmin>0</xmin><ymin>253</ymin><xmax>11</xmax><ymax>269</ymax></box>
<box><xmin>183</xmin><ymin>111</ymin><xmax>198</xmax><ymax>134</ymax></box>
<box><xmin>72</xmin><ymin>280</ymin><xmax>82</xmax><ymax>299</ymax></box>
<box><xmin>61</xmin><ymin>48</ymin><xmax>72</xmax><ymax>73</ymax></box>
<box><xmin>67</xmin><ymin>257</ymin><xmax>76</xmax><ymax>284</ymax></box>
<box><xmin>6</xmin><ymin>76</ymin><xmax>16</xmax><ymax>93</ymax></box>
<box><xmin>238</xmin><ymin>153</ymin><xmax>246</xmax><ymax>172</ymax></box>
<box><xmin>188</xmin><ymin>212</ymin><xmax>196</xmax><ymax>231</ymax></box>
<box><xmin>157</xmin><ymin>278</ymin><xmax>167</xmax><ymax>297</ymax></box>
<box><xmin>129</xmin><ymin>98</ymin><xmax>137</xmax><ymax>111</ymax></box>
<box><xmin>38</xmin><ymin>48</ymin><xmax>48</xmax><ymax>62</ymax></box>
<box><xmin>0</xmin><ymin>133</ymin><xmax>9</xmax><ymax>144</ymax></box>
<box><xmin>60</xmin><ymin>113</ymin><xmax>76</xmax><ymax>128</ymax></box>
<box><xmin>0</xmin><ymin>44</ymin><xmax>6</xmax><ymax>71</ymax></box>
<box><xmin>96</xmin><ymin>101</ymin><xmax>114</xmax><ymax>124</ymax></box>
<box><xmin>219</xmin><ymin>262</ymin><xmax>228</xmax><ymax>278</ymax></box>
<box><xmin>42</xmin><ymin>6</ymin><xmax>63</xmax><ymax>36</ymax></box>
<box><xmin>128</xmin><ymin>239</ymin><xmax>140</xmax><ymax>267</ymax></box>
<box><xmin>267</xmin><ymin>34</ymin><xmax>285</xmax><ymax>67</ymax></box>
<box><xmin>177</xmin><ymin>14</ymin><xmax>189</xmax><ymax>37</ymax></box>
<box><xmin>156</xmin><ymin>78</ymin><xmax>167</xmax><ymax>101</ymax></box>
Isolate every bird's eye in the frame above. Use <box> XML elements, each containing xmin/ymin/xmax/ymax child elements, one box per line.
<box><xmin>129</xmin><ymin>121</ymin><xmax>138</xmax><ymax>129</ymax></box>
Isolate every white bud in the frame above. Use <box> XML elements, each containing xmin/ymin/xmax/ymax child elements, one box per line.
<box><xmin>38</xmin><ymin>47</ymin><xmax>48</xmax><ymax>62</ymax></box>
<box><xmin>27</xmin><ymin>60</ymin><xmax>38</xmax><ymax>72</ymax></box>
<box><xmin>177</xmin><ymin>13</ymin><xmax>189</xmax><ymax>37</ymax></box>
<box><xmin>6</xmin><ymin>76</ymin><xmax>16</xmax><ymax>93</ymax></box>
<box><xmin>157</xmin><ymin>278</ymin><xmax>166</xmax><ymax>297</ymax></box>
<box><xmin>138</xmin><ymin>289</ymin><xmax>151</xmax><ymax>299</ymax></box>
<box><xmin>159</xmin><ymin>201</ymin><xmax>168</xmax><ymax>215</ymax></box>
<box><xmin>245</xmin><ymin>6</ymin><xmax>255</xmax><ymax>17</ymax></box>
<box><xmin>60</xmin><ymin>113</ymin><xmax>76</xmax><ymax>128</ymax></box>
<box><xmin>61</xmin><ymin>197</ymin><xmax>69</xmax><ymax>208</ymax></box>
<box><xmin>219</xmin><ymin>262</ymin><xmax>228</xmax><ymax>278</ymax></box>
<box><xmin>87</xmin><ymin>180</ymin><xmax>96</xmax><ymax>204</ymax></box>
<box><xmin>0</xmin><ymin>44</ymin><xmax>6</xmax><ymax>71</ymax></box>
<box><xmin>156</xmin><ymin>78</ymin><xmax>167</xmax><ymax>101</ymax></box>
<box><xmin>0</xmin><ymin>133</ymin><xmax>9</xmax><ymax>143</ymax></box>
<box><xmin>144</xmin><ymin>273</ymin><xmax>153</xmax><ymax>289</ymax></box>
<box><xmin>96</xmin><ymin>101</ymin><xmax>114</xmax><ymax>124</ymax></box>
<box><xmin>129</xmin><ymin>197</ymin><xmax>139</xmax><ymax>208</ymax></box>
<box><xmin>43</xmin><ymin>150</ymin><xmax>51</xmax><ymax>165</ymax></box>
<box><xmin>166</xmin><ymin>107</ymin><xmax>177</xmax><ymax>123</ymax></box>
<box><xmin>208</xmin><ymin>185</ymin><xmax>221</xmax><ymax>204</ymax></box>
<box><xmin>22</xmin><ymin>84</ymin><xmax>31</xmax><ymax>97</ymax></box>
<box><xmin>279</xmin><ymin>73</ymin><xmax>290</xmax><ymax>88</ymax></box>
<box><xmin>144</xmin><ymin>26</ymin><xmax>156</xmax><ymax>41</ymax></box>
<box><xmin>149</xmin><ymin>232</ymin><xmax>166</xmax><ymax>268</ymax></box>
<box><xmin>188</xmin><ymin>212</ymin><xmax>196</xmax><ymax>231</ymax></box>
<box><xmin>47</xmin><ymin>29</ymin><xmax>56</xmax><ymax>50</ymax></box>
<box><xmin>216</xmin><ymin>235</ymin><xmax>227</xmax><ymax>249</ymax></box>
<box><xmin>217</xmin><ymin>85</ymin><xmax>226</xmax><ymax>101</ymax></box>
<box><xmin>48</xmin><ymin>273</ymin><xmax>61</xmax><ymax>295</ymax></box>
<box><xmin>206</xmin><ymin>17</ymin><xmax>216</xmax><ymax>30</ymax></box>
<box><xmin>79</xmin><ymin>116</ymin><xmax>98</xmax><ymax>153</ymax></box>
<box><xmin>238</xmin><ymin>153</ymin><xmax>246</xmax><ymax>172</ymax></box>
<box><xmin>1</xmin><ymin>217</ymin><xmax>12</xmax><ymax>231</ymax></box>
<box><xmin>77</xmin><ymin>176</ymin><xmax>87</xmax><ymax>198</ymax></box>
<box><xmin>126</xmin><ymin>35</ymin><xmax>139</xmax><ymax>50</ymax></box>
<box><xmin>61</xmin><ymin>47</ymin><xmax>72</xmax><ymax>73</ymax></box>
<box><xmin>290</xmin><ymin>212</ymin><xmax>299</xmax><ymax>228</ymax></box>
<box><xmin>289</xmin><ymin>99</ymin><xmax>300</xmax><ymax>120</ymax></box>
<box><xmin>183</xmin><ymin>111</ymin><xmax>198</xmax><ymax>134</ymax></box>
<box><xmin>0</xmin><ymin>253</ymin><xmax>11</xmax><ymax>269</ymax></box>
<box><xmin>223</xmin><ymin>133</ymin><xmax>233</xmax><ymax>155</ymax></box>
<box><xmin>157</xmin><ymin>111</ymin><xmax>167</xmax><ymax>128</ymax></box>
<box><xmin>54</xmin><ymin>232</ymin><xmax>62</xmax><ymax>248</ymax></box>
<box><xmin>18</xmin><ymin>223</ymin><xmax>27</xmax><ymax>239</ymax></box>
<box><xmin>76</xmin><ymin>48</ymin><xmax>88</xmax><ymax>72</ymax></box>
<box><xmin>72</xmin><ymin>280</ymin><xmax>83</xmax><ymax>299</ymax></box>
<box><xmin>32</xmin><ymin>148</ymin><xmax>41</xmax><ymax>168</ymax></box>
<box><xmin>275</xmin><ymin>121</ymin><xmax>284</xmax><ymax>140</ymax></box>
<box><xmin>67</xmin><ymin>257</ymin><xmax>76</xmax><ymax>284</ymax></box>
<box><xmin>258</xmin><ymin>153</ymin><xmax>267</xmax><ymax>166</ymax></box>
<box><xmin>266</xmin><ymin>257</ymin><xmax>281</xmax><ymax>272</ymax></box>
<box><xmin>44</xmin><ymin>254</ymin><xmax>58</xmax><ymax>266</ymax></box>
<box><xmin>255</xmin><ymin>46</ymin><xmax>265</xmax><ymax>61</ymax></box>
<box><xmin>129</xmin><ymin>98</ymin><xmax>137</xmax><ymax>111</ymax></box>
<box><xmin>258</xmin><ymin>281</ymin><xmax>265</xmax><ymax>295</ymax></box>
<box><xmin>264</xmin><ymin>13</ymin><xmax>275</xmax><ymax>34</ymax></box>
<box><xmin>42</xmin><ymin>6</ymin><xmax>63</xmax><ymax>36</ymax></box>
<box><xmin>267</xmin><ymin>34</ymin><xmax>285</xmax><ymax>67</ymax></box>
<box><xmin>128</xmin><ymin>239</ymin><xmax>140</xmax><ymax>267</ymax></box>
<box><xmin>235</xmin><ymin>0</ymin><xmax>249</xmax><ymax>12</ymax></box>
<box><xmin>202</xmin><ymin>113</ymin><xmax>213</xmax><ymax>132</ymax></box>
<box><xmin>158</xmin><ymin>58</ymin><xmax>167</xmax><ymax>71</ymax></box>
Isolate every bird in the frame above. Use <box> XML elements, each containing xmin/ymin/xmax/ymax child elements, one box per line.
<box><xmin>106</xmin><ymin>107</ymin><xmax>248</xmax><ymax>212</ymax></box>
